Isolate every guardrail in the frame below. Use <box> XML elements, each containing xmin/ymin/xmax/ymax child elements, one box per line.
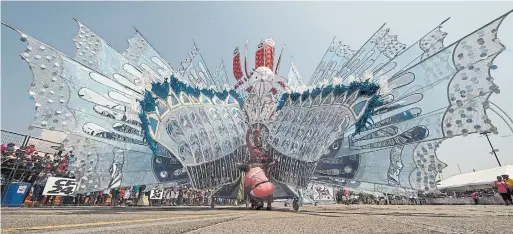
<box><xmin>1</xmin><ymin>130</ymin><xmax>64</xmax><ymax>154</ymax></box>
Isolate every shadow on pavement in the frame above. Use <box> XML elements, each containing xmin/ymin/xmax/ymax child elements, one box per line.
<box><xmin>299</xmin><ymin>210</ymin><xmax>472</xmax><ymax>218</ymax></box>
<box><xmin>2</xmin><ymin>205</ymin><xmax>301</xmax><ymax>216</ymax></box>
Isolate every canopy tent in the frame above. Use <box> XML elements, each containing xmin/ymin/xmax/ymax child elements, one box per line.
<box><xmin>438</xmin><ymin>165</ymin><xmax>513</xmax><ymax>192</ymax></box>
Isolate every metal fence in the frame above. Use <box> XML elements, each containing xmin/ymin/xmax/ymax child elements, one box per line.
<box><xmin>1</xmin><ymin>130</ymin><xmax>64</xmax><ymax>194</ymax></box>
<box><xmin>1</xmin><ymin>131</ymin><xmax>27</xmax><ymax>149</ymax></box>
<box><xmin>1</xmin><ymin>130</ymin><xmax>63</xmax><ymax>154</ymax></box>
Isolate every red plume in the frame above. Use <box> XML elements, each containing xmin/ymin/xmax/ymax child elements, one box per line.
<box><xmin>232</xmin><ymin>47</ymin><xmax>243</xmax><ymax>80</ymax></box>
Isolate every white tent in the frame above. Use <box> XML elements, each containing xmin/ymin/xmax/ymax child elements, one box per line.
<box><xmin>438</xmin><ymin>165</ymin><xmax>513</xmax><ymax>191</ymax></box>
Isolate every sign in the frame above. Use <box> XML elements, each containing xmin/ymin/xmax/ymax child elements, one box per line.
<box><xmin>16</xmin><ymin>185</ymin><xmax>28</xmax><ymax>194</ymax></box>
<box><xmin>149</xmin><ymin>189</ymin><xmax>163</xmax><ymax>200</ymax></box>
<box><xmin>2</xmin><ymin>182</ymin><xmax>32</xmax><ymax>207</ymax></box>
<box><xmin>42</xmin><ymin>177</ymin><xmax>77</xmax><ymax>196</ymax></box>
<box><xmin>307</xmin><ymin>183</ymin><xmax>334</xmax><ymax>201</ymax></box>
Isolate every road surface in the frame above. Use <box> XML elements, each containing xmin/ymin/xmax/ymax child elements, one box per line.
<box><xmin>2</xmin><ymin>204</ymin><xmax>512</xmax><ymax>233</ymax></box>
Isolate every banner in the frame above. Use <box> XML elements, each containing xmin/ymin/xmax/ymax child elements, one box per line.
<box><xmin>42</xmin><ymin>177</ymin><xmax>78</xmax><ymax>196</ymax></box>
<box><xmin>149</xmin><ymin>189</ymin><xmax>163</xmax><ymax>200</ymax></box>
<box><xmin>306</xmin><ymin>183</ymin><xmax>335</xmax><ymax>201</ymax></box>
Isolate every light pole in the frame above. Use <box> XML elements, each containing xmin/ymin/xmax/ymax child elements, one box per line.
<box><xmin>479</xmin><ymin>131</ymin><xmax>501</xmax><ymax>167</ymax></box>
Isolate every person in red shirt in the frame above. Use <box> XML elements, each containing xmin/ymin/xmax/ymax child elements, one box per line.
<box><xmin>494</xmin><ymin>176</ymin><xmax>512</xmax><ymax>206</ymax></box>
<box><xmin>119</xmin><ymin>188</ymin><xmax>125</xmax><ymax>205</ymax></box>
<box><xmin>58</xmin><ymin>154</ymin><xmax>70</xmax><ymax>172</ymax></box>
<box><xmin>24</xmin><ymin>145</ymin><xmax>36</xmax><ymax>155</ymax></box>
<box><xmin>343</xmin><ymin>188</ymin><xmax>350</xmax><ymax>205</ymax></box>
<box><xmin>1</xmin><ymin>144</ymin><xmax>7</xmax><ymax>153</ymax></box>
<box><xmin>471</xmin><ymin>191</ymin><xmax>479</xmax><ymax>205</ymax></box>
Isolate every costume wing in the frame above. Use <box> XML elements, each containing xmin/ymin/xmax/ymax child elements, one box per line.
<box><xmin>138</xmin><ymin>76</ymin><xmax>247</xmax><ymax>189</ymax></box>
<box><xmin>2</xmin><ymin>21</ymin><xmax>196</xmax><ymax>192</ymax></box>
<box><xmin>287</xmin><ymin>58</ymin><xmax>305</xmax><ymax>88</ymax></box>
<box><xmin>265</xmin><ymin>76</ymin><xmax>381</xmax><ymax>188</ymax></box>
<box><xmin>265</xmin><ymin>25</ymin><xmax>409</xmax><ymax>189</ymax></box>
<box><xmin>311</xmin><ymin>11</ymin><xmax>512</xmax><ymax>192</ymax></box>
<box><xmin>308</xmin><ymin>40</ymin><xmax>356</xmax><ymax>86</ymax></box>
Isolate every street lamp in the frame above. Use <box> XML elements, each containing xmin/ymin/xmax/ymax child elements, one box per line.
<box><xmin>479</xmin><ymin>131</ymin><xmax>501</xmax><ymax>167</ymax></box>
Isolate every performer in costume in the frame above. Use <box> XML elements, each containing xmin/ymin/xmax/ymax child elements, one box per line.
<box><xmin>239</xmin><ymin>163</ymin><xmax>275</xmax><ymax>210</ymax></box>
<box><xmin>3</xmin><ymin>11</ymin><xmax>512</xmax><ymax>204</ymax></box>
<box><xmin>238</xmin><ymin>127</ymin><xmax>277</xmax><ymax>210</ymax></box>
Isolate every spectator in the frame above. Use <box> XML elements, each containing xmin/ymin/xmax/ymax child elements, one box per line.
<box><xmin>170</xmin><ymin>188</ymin><xmax>178</xmax><ymax>206</ymax></box>
<box><xmin>122</xmin><ymin>187</ymin><xmax>131</xmax><ymax>205</ymax></box>
<box><xmin>493</xmin><ymin>176</ymin><xmax>512</xmax><ymax>206</ymax></box>
<box><xmin>68</xmin><ymin>151</ymin><xmax>76</xmax><ymax>166</ymax></box>
<box><xmin>24</xmin><ymin>145</ymin><xmax>36</xmax><ymax>155</ymax></box>
<box><xmin>119</xmin><ymin>188</ymin><xmax>125</xmax><ymax>205</ymax></box>
<box><xmin>88</xmin><ymin>191</ymin><xmax>98</xmax><ymax>206</ymax></box>
<box><xmin>132</xmin><ymin>186</ymin><xmax>140</xmax><ymax>205</ymax></box>
<box><xmin>31</xmin><ymin>169</ymin><xmax>51</xmax><ymax>205</ymax></box>
<box><xmin>343</xmin><ymin>188</ymin><xmax>350</xmax><ymax>205</ymax></box>
<box><xmin>502</xmin><ymin>174</ymin><xmax>513</xmax><ymax>195</ymax></box>
<box><xmin>101</xmin><ymin>188</ymin><xmax>110</xmax><ymax>205</ymax></box>
<box><xmin>471</xmin><ymin>191</ymin><xmax>479</xmax><ymax>205</ymax></box>
<box><xmin>112</xmin><ymin>188</ymin><xmax>120</xmax><ymax>206</ymax></box>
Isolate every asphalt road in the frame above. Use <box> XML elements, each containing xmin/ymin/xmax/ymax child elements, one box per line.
<box><xmin>2</xmin><ymin>204</ymin><xmax>512</xmax><ymax>233</ymax></box>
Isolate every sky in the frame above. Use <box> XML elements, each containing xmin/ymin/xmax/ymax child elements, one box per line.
<box><xmin>2</xmin><ymin>1</ymin><xmax>513</xmax><ymax>178</ymax></box>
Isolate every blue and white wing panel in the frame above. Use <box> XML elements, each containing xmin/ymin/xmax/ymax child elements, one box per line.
<box><xmin>336</xmin><ymin>26</ymin><xmax>407</xmax><ymax>80</ymax></box>
<box><xmin>122</xmin><ymin>28</ymin><xmax>180</xmax><ymax>84</ymax></box>
<box><xmin>308</xmin><ymin>39</ymin><xmax>355</xmax><ymax>86</ymax></box>
<box><xmin>3</xmin><ymin>21</ymin><xmax>187</xmax><ymax>192</ymax></box>
<box><xmin>211</xmin><ymin>60</ymin><xmax>231</xmax><ymax>90</ymax></box>
<box><xmin>315</xmin><ymin>11</ymin><xmax>511</xmax><ymax>192</ymax></box>
<box><xmin>287</xmin><ymin>58</ymin><xmax>304</xmax><ymax>88</ymax></box>
<box><xmin>139</xmin><ymin>78</ymin><xmax>247</xmax><ymax>189</ymax></box>
<box><xmin>178</xmin><ymin>43</ymin><xmax>217</xmax><ymax>90</ymax></box>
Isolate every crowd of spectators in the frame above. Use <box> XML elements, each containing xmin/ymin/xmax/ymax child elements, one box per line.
<box><xmin>335</xmin><ymin>190</ymin><xmax>424</xmax><ymax>205</ymax></box>
<box><xmin>4</xmin><ymin>140</ymin><xmax>508</xmax><ymax>207</ymax></box>
<box><xmin>73</xmin><ymin>186</ymin><xmax>239</xmax><ymax>207</ymax></box>
<box><xmin>1</xmin><ymin>142</ymin><xmax>77</xmax><ymax>204</ymax></box>
<box><xmin>422</xmin><ymin>188</ymin><xmax>498</xmax><ymax>199</ymax></box>
<box><xmin>1</xmin><ymin>140</ymin><xmax>240</xmax><ymax>207</ymax></box>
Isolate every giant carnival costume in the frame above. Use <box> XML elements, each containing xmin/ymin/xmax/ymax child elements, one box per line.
<box><xmin>2</xmin><ymin>9</ymin><xmax>511</xmax><ymax>210</ymax></box>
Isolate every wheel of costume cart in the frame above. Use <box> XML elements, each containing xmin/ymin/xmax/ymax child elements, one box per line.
<box><xmin>210</xmin><ymin>197</ymin><xmax>215</xmax><ymax>208</ymax></box>
<box><xmin>292</xmin><ymin>199</ymin><xmax>299</xmax><ymax>211</ymax></box>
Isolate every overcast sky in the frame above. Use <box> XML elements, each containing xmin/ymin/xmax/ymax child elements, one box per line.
<box><xmin>2</xmin><ymin>1</ymin><xmax>513</xmax><ymax>178</ymax></box>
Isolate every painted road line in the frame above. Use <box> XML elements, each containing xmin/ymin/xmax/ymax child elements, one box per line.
<box><xmin>1</xmin><ymin>212</ymin><xmax>252</xmax><ymax>232</ymax></box>
<box><xmin>38</xmin><ymin>215</ymin><xmax>243</xmax><ymax>234</ymax></box>
<box><xmin>38</xmin><ymin>212</ymin><xmax>304</xmax><ymax>234</ymax></box>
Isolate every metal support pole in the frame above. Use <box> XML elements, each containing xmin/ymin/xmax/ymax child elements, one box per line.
<box><xmin>480</xmin><ymin>132</ymin><xmax>501</xmax><ymax>166</ymax></box>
